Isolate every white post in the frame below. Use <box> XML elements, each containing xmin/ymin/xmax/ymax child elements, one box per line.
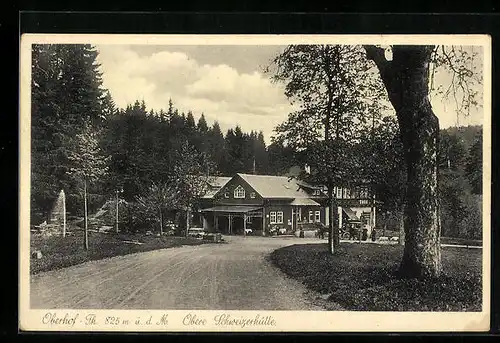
<box><xmin>262</xmin><ymin>207</ymin><xmax>266</xmax><ymax>236</ymax></box>
<box><xmin>62</xmin><ymin>190</ymin><xmax>66</xmax><ymax>238</ymax></box>
<box><xmin>83</xmin><ymin>179</ymin><xmax>89</xmax><ymax>250</ymax></box>
<box><xmin>337</xmin><ymin>206</ymin><xmax>343</xmax><ymax>230</ymax></box>
<box><xmin>115</xmin><ymin>190</ymin><xmax>119</xmax><ymax>233</ymax></box>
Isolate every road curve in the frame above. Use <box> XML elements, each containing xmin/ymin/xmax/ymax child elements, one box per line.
<box><xmin>30</xmin><ymin>236</ymin><xmax>328</xmax><ymax>310</ymax></box>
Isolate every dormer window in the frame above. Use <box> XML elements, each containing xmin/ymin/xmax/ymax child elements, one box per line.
<box><xmin>234</xmin><ymin>185</ymin><xmax>245</xmax><ymax>198</ymax></box>
<box><xmin>250</xmin><ymin>192</ymin><xmax>256</xmax><ymax>199</ymax></box>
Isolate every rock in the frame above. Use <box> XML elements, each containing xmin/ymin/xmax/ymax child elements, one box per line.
<box><xmin>32</xmin><ymin>250</ymin><xmax>43</xmax><ymax>259</ymax></box>
<box><xmin>319</xmin><ymin>293</ymin><xmax>332</xmax><ymax>300</ymax></box>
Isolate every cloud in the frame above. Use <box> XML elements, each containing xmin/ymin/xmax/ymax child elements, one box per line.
<box><xmin>96</xmin><ymin>45</ymin><xmax>293</xmax><ymax>143</ymax></box>
<box><xmin>96</xmin><ymin>44</ymin><xmax>485</xmax><ymax>145</ymax></box>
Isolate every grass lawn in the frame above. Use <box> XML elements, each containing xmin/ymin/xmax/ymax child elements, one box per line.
<box><xmin>30</xmin><ymin>229</ymin><xmax>211</xmax><ymax>275</ymax></box>
<box><xmin>440</xmin><ymin>236</ymin><xmax>482</xmax><ymax>247</ymax></box>
<box><xmin>270</xmin><ymin>243</ymin><xmax>482</xmax><ymax>311</ymax></box>
<box><xmin>377</xmin><ymin>230</ymin><xmax>482</xmax><ymax>247</ymax></box>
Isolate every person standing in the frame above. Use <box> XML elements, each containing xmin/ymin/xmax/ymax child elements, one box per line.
<box><xmin>370</xmin><ymin>227</ymin><xmax>377</xmax><ymax>242</ymax></box>
<box><xmin>362</xmin><ymin>225</ymin><xmax>368</xmax><ymax>241</ymax></box>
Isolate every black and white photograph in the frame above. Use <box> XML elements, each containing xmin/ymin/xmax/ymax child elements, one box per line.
<box><xmin>19</xmin><ymin>34</ymin><xmax>491</xmax><ymax>332</ymax></box>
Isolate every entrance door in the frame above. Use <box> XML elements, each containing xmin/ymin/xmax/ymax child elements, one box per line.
<box><xmin>217</xmin><ymin>216</ymin><xmax>230</xmax><ymax>234</ymax></box>
<box><xmin>232</xmin><ymin>216</ymin><xmax>244</xmax><ymax>235</ymax></box>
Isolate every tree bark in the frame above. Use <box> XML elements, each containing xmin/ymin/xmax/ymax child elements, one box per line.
<box><xmin>398</xmin><ymin>203</ymin><xmax>405</xmax><ymax>245</ymax></box>
<box><xmin>364</xmin><ymin>45</ymin><xmax>441</xmax><ymax>278</ymax></box>
<box><xmin>83</xmin><ymin>178</ymin><xmax>89</xmax><ymax>250</ymax></box>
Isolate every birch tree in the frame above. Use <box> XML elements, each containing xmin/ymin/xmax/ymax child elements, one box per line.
<box><xmin>268</xmin><ymin>44</ymin><xmax>386</xmax><ymax>254</ymax></box>
<box><xmin>68</xmin><ymin>121</ymin><xmax>109</xmax><ymax>250</ymax></box>
<box><xmin>136</xmin><ymin>141</ymin><xmax>215</xmax><ymax>237</ymax></box>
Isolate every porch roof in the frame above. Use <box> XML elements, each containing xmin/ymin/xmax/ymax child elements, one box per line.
<box><xmin>200</xmin><ymin>205</ymin><xmax>263</xmax><ymax>214</ymax></box>
<box><xmin>343</xmin><ymin>207</ymin><xmax>361</xmax><ymax>222</ymax></box>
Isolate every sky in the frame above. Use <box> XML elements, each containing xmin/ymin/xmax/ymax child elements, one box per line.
<box><xmin>95</xmin><ymin>44</ymin><xmax>485</xmax><ymax>144</ymax></box>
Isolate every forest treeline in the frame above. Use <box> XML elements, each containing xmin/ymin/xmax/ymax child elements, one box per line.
<box><xmin>30</xmin><ymin>44</ymin><xmax>483</xmax><ymax>239</ymax></box>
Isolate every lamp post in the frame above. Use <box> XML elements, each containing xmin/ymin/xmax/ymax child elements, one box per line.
<box><xmin>115</xmin><ymin>187</ymin><xmax>124</xmax><ymax>234</ymax></box>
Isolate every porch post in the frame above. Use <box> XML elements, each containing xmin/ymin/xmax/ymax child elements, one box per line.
<box><xmin>262</xmin><ymin>206</ymin><xmax>266</xmax><ymax>236</ymax></box>
<box><xmin>338</xmin><ymin>206</ymin><xmax>343</xmax><ymax>230</ymax></box>
<box><xmin>215</xmin><ymin>215</ymin><xmax>219</xmax><ymax>232</ymax></box>
<box><xmin>243</xmin><ymin>213</ymin><xmax>247</xmax><ymax>237</ymax></box>
<box><xmin>228</xmin><ymin>214</ymin><xmax>232</xmax><ymax>235</ymax></box>
<box><xmin>202</xmin><ymin>215</ymin><xmax>208</xmax><ymax>231</ymax></box>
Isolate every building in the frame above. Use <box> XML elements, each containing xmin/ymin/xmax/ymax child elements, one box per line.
<box><xmin>330</xmin><ymin>184</ymin><xmax>379</xmax><ymax>236</ymax></box>
<box><xmin>196</xmin><ymin>173</ymin><xmax>378</xmax><ymax>236</ymax></box>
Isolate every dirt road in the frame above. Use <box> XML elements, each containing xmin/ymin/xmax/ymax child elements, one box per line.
<box><xmin>30</xmin><ymin>236</ymin><xmax>329</xmax><ymax>310</ymax></box>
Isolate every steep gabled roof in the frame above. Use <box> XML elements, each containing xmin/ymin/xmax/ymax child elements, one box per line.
<box><xmin>208</xmin><ymin>176</ymin><xmax>232</xmax><ymax>188</ymax></box>
<box><xmin>237</xmin><ymin>173</ymin><xmax>313</xmax><ymax>199</ymax></box>
<box><xmin>202</xmin><ymin>176</ymin><xmax>232</xmax><ymax>199</ymax></box>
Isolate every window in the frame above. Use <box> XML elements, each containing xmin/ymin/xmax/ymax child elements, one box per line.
<box><xmin>270</xmin><ymin>211</ymin><xmax>277</xmax><ymax>224</ymax></box>
<box><xmin>276</xmin><ymin>211</ymin><xmax>284</xmax><ymax>224</ymax></box>
<box><xmin>250</xmin><ymin>192</ymin><xmax>256</xmax><ymax>199</ymax></box>
<box><xmin>224</xmin><ymin>192</ymin><xmax>229</xmax><ymax>198</ymax></box>
<box><xmin>315</xmin><ymin>211</ymin><xmax>321</xmax><ymax>222</ymax></box>
<box><xmin>360</xmin><ymin>187</ymin><xmax>368</xmax><ymax>199</ymax></box>
<box><xmin>308</xmin><ymin>211</ymin><xmax>313</xmax><ymax>223</ymax></box>
<box><xmin>313</xmin><ymin>189</ymin><xmax>320</xmax><ymax>196</ymax></box>
<box><xmin>234</xmin><ymin>185</ymin><xmax>245</xmax><ymax>198</ymax></box>
<box><xmin>337</xmin><ymin>187</ymin><xmax>343</xmax><ymax>198</ymax></box>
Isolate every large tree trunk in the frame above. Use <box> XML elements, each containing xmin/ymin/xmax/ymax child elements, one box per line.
<box><xmin>398</xmin><ymin>203</ymin><xmax>405</xmax><ymax>245</ymax></box>
<box><xmin>365</xmin><ymin>45</ymin><xmax>441</xmax><ymax>278</ymax></box>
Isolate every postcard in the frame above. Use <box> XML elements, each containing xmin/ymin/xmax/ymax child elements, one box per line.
<box><xmin>19</xmin><ymin>33</ymin><xmax>491</xmax><ymax>332</ymax></box>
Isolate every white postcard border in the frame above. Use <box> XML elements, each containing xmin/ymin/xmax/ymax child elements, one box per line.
<box><xmin>19</xmin><ymin>34</ymin><xmax>492</xmax><ymax>332</ymax></box>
